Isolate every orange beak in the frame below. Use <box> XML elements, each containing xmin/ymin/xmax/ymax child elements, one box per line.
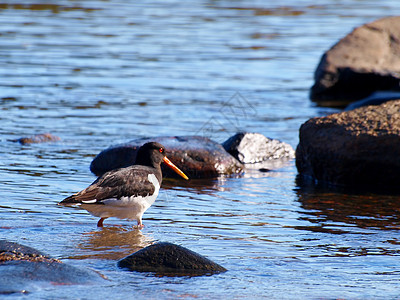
<box><xmin>163</xmin><ymin>156</ymin><xmax>189</xmax><ymax>180</ymax></box>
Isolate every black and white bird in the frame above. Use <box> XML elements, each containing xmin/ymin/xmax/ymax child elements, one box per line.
<box><xmin>59</xmin><ymin>142</ymin><xmax>189</xmax><ymax>228</ymax></box>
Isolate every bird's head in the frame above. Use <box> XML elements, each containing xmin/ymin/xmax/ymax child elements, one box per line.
<box><xmin>136</xmin><ymin>142</ymin><xmax>189</xmax><ymax>180</ymax></box>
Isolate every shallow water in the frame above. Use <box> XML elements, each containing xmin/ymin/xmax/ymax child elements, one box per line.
<box><xmin>1</xmin><ymin>1</ymin><xmax>400</xmax><ymax>299</ymax></box>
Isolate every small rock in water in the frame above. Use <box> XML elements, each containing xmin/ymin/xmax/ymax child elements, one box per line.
<box><xmin>11</xmin><ymin>133</ymin><xmax>61</xmax><ymax>145</ymax></box>
<box><xmin>118</xmin><ymin>242</ymin><xmax>227</xmax><ymax>276</ymax></box>
<box><xmin>222</xmin><ymin>132</ymin><xmax>295</xmax><ymax>164</ymax></box>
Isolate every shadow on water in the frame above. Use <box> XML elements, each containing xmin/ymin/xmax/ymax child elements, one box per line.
<box><xmin>295</xmin><ymin>176</ymin><xmax>400</xmax><ymax>233</ymax></box>
<box><xmin>70</xmin><ymin>227</ymin><xmax>154</xmax><ymax>260</ymax></box>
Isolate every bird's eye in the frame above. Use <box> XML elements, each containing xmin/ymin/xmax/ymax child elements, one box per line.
<box><xmin>159</xmin><ymin>147</ymin><xmax>164</xmax><ymax>153</ymax></box>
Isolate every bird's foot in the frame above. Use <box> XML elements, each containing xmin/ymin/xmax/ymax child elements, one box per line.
<box><xmin>136</xmin><ymin>223</ymin><xmax>144</xmax><ymax>230</ymax></box>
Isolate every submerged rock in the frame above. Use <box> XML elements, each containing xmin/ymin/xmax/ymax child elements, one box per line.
<box><xmin>11</xmin><ymin>133</ymin><xmax>61</xmax><ymax>145</ymax></box>
<box><xmin>310</xmin><ymin>16</ymin><xmax>400</xmax><ymax>106</ymax></box>
<box><xmin>90</xmin><ymin>136</ymin><xmax>244</xmax><ymax>178</ymax></box>
<box><xmin>222</xmin><ymin>132</ymin><xmax>295</xmax><ymax>164</ymax></box>
<box><xmin>0</xmin><ymin>240</ymin><xmax>102</xmax><ymax>295</ymax></box>
<box><xmin>118</xmin><ymin>242</ymin><xmax>227</xmax><ymax>276</ymax></box>
<box><xmin>296</xmin><ymin>100</ymin><xmax>400</xmax><ymax>188</ymax></box>
<box><xmin>345</xmin><ymin>91</ymin><xmax>400</xmax><ymax>111</ymax></box>
<box><xmin>0</xmin><ymin>240</ymin><xmax>48</xmax><ymax>262</ymax></box>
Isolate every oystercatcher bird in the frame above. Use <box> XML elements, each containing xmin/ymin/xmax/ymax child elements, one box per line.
<box><xmin>59</xmin><ymin>142</ymin><xmax>189</xmax><ymax>228</ymax></box>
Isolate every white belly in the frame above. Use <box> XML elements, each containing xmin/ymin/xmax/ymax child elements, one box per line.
<box><xmin>81</xmin><ymin>174</ymin><xmax>160</xmax><ymax>221</ymax></box>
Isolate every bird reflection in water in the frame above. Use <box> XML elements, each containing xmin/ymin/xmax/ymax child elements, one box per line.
<box><xmin>71</xmin><ymin>226</ymin><xmax>154</xmax><ymax>260</ymax></box>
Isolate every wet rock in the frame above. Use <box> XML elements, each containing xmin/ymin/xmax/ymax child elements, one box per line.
<box><xmin>0</xmin><ymin>240</ymin><xmax>46</xmax><ymax>259</ymax></box>
<box><xmin>11</xmin><ymin>133</ymin><xmax>61</xmax><ymax>145</ymax></box>
<box><xmin>345</xmin><ymin>91</ymin><xmax>400</xmax><ymax>111</ymax></box>
<box><xmin>296</xmin><ymin>100</ymin><xmax>400</xmax><ymax>188</ymax></box>
<box><xmin>310</xmin><ymin>16</ymin><xmax>400</xmax><ymax>106</ymax></box>
<box><xmin>0</xmin><ymin>240</ymin><xmax>102</xmax><ymax>295</ymax></box>
<box><xmin>118</xmin><ymin>242</ymin><xmax>227</xmax><ymax>276</ymax></box>
<box><xmin>222</xmin><ymin>132</ymin><xmax>295</xmax><ymax>164</ymax></box>
<box><xmin>90</xmin><ymin>136</ymin><xmax>244</xmax><ymax>178</ymax></box>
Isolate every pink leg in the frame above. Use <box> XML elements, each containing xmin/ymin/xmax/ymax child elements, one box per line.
<box><xmin>136</xmin><ymin>219</ymin><xmax>144</xmax><ymax>229</ymax></box>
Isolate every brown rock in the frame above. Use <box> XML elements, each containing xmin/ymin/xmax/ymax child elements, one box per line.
<box><xmin>90</xmin><ymin>136</ymin><xmax>244</xmax><ymax>179</ymax></box>
<box><xmin>12</xmin><ymin>133</ymin><xmax>61</xmax><ymax>145</ymax></box>
<box><xmin>310</xmin><ymin>16</ymin><xmax>400</xmax><ymax>106</ymax></box>
<box><xmin>296</xmin><ymin>100</ymin><xmax>400</xmax><ymax>188</ymax></box>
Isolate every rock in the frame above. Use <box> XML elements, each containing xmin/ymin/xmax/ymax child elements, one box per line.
<box><xmin>345</xmin><ymin>91</ymin><xmax>400</xmax><ymax>111</ymax></box>
<box><xmin>0</xmin><ymin>240</ymin><xmax>102</xmax><ymax>295</ymax></box>
<box><xmin>0</xmin><ymin>240</ymin><xmax>45</xmax><ymax>257</ymax></box>
<box><xmin>90</xmin><ymin>136</ymin><xmax>244</xmax><ymax>178</ymax></box>
<box><xmin>11</xmin><ymin>133</ymin><xmax>61</xmax><ymax>145</ymax></box>
<box><xmin>118</xmin><ymin>242</ymin><xmax>227</xmax><ymax>276</ymax></box>
<box><xmin>222</xmin><ymin>132</ymin><xmax>295</xmax><ymax>164</ymax></box>
<box><xmin>296</xmin><ymin>100</ymin><xmax>400</xmax><ymax>188</ymax></box>
<box><xmin>310</xmin><ymin>16</ymin><xmax>400</xmax><ymax>106</ymax></box>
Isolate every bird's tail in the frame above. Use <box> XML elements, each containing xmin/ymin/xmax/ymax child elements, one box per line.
<box><xmin>58</xmin><ymin>194</ymin><xmax>78</xmax><ymax>205</ymax></box>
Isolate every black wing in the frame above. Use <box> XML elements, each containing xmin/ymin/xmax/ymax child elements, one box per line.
<box><xmin>59</xmin><ymin>166</ymin><xmax>160</xmax><ymax>204</ymax></box>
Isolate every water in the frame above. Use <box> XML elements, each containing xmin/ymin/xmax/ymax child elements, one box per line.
<box><xmin>1</xmin><ymin>0</ymin><xmax>400</xmax><ymax>298</ymax></box>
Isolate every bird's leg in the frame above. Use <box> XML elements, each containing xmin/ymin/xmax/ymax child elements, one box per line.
<box><xmin>97</xmin><ymin>217</ymin><xmax>106</xmax><ymax>227</ymax></box>
<box><xmin>136</xmin><ymin>219</ymin><xmax>144</xmax><ymax>229</ymax></box>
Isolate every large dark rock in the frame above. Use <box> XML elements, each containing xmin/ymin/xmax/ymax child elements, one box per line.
<box><xmin>90</xmin><ymin>136</ymin><xmax>244</xmax><ymax>178</ymax></box>
<box><xmin>118</xmin><ymin>242</ymin><xmax>227</xmax><ymax>276</ymax></box>
<box><xmin>0</xmin><ymin>240</ymin><xmax>102</xmax><ymax>295</ymax></box>
<box><xmin>296</xmin><ymin>100</ymin><xmax>400</xmax><ymax>188</ymax></box>
<box><xmin>310</xmin><ymin>16</ymin><xmax>400</xmax><ymax>107</ymax></box>
<box><xmin>222</xmin><ymin>132</ymin><xmax>295</xmax><ymax>163</ymax></box>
